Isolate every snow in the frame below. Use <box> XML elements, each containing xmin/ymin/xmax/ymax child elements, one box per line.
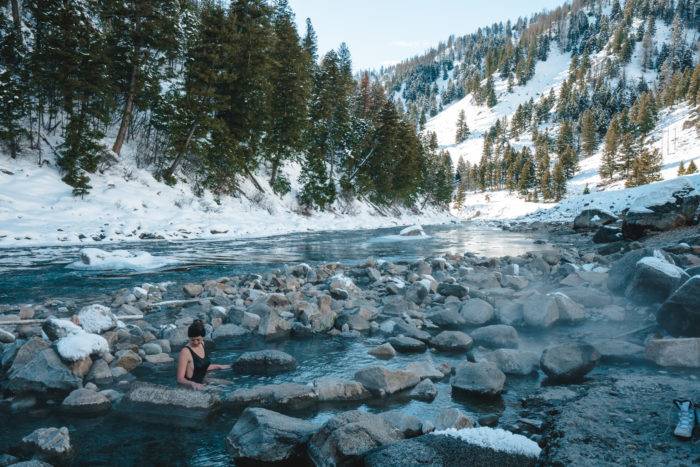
<box><xmin>56</xmin><ymin>331</ymin><xmax>109</xmax><ymax>362</ymax></box>
<box><xmin>46</xmin><ymin>317</ymin><xmax>83</xmax><ymax>335</ymax></box>
<box><xmin>369</xmin><ymin>223</ymin><xmax>431</xmax><ymax>242</ymax></box>
<box><xmin>433</xmin><ymin>427</ymin><xmax>542</xmax><ymax>458</ymax></box>
<box><xmin>399</xmin><ymin>224</ymin><xmax>425</xmax><ymax>236</ymax></box>
<box><xmin>77</xmin><ymin>304</ymin><xmax>117</xmax><ymax>334</ymax></box>
<box><xmin>67</xmin><ymin>248</ymin><xmax>178</xmax><ymax>271</ymax></box>
<box><xmin>637</xmin><ymin>256</ymin><xmax>684</xmax><ymax>279</ymax></box>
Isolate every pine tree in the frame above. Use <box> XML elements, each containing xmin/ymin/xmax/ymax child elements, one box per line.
<box><xmin>556</xmin><ymin>120</ymin><xmax>574</xmax><ymax>156</ymax></box>
<box><xmin>617</xmin><ymin>131</ymin><xmax>638</xmax><ymax>178</ymax></box>
<box><xmin>686</xmin><ymin>160</ymin><xmax>698</xmax><ymax>174</ymax></box>
<box><xmin>551</xmin><ymin>159</ymin><xmax>567</xmax><ymax>201</ymax></box>
<box><xmin>302</xmin><ymin>17</ymin><xmax>318</xmax><ymax>64</ymax></box>
<box><xmin>580</xmin><ymin>110</ymin><xmax>597</xmax><ymax>157</ymax></box>
<box><xmin>0</xmin><ymin>12</ymin><xmax>28</xmax><ymax>158</ymax></box>
<box><xmin>626</xmin><ymin>147</ymin><xmax>663</xmax><ymax>187</ymax></box>
<box><xmin>485</xmin><ymin>75</ymin><xmax>497</xmax><ymax>107</ymax></box>
<box><xmin>455</xmin><ymin>109</ymin><xmax>470</xmax><ymax>143</ymax></box>
<box><xmin>677</xmin><ymin>160</ymin><xmax>686</xmax><ymax>176</ymax></box>
<box><xmin>600</xmin><ymin>117</ymin><xmax>620</xmax><ymax>181</ymax></box>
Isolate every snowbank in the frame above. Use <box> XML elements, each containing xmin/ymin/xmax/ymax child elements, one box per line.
<box><xmin>432</xmin><ymin>427</ymin><xmax>542</xmax><ymax>458</ymax></box>
<box><xmin>67</xmin><ymin>248</ymin><xmax>178</xmax><ymax>271</ymax></box>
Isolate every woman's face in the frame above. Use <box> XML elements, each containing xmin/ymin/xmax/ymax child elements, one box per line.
<box><xmin>189</xmin><ymin>336</ymin><xmax>204</xmax><ymax>348</ymax></box>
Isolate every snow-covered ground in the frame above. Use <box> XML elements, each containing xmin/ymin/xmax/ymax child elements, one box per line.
<box><xmin>0</xmin><ymin>151</ymin><xmax>455</xmax><ymax>248</ymax></box>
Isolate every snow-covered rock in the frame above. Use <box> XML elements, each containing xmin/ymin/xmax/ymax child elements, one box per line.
<box><xmin>77</xmin><ymin>304</ymin><xmax>117</xmax><ymax>334</ymax></box>
<box><xmin>55</xmin><ymin>332</ymin><xmax>109</xmax><ymax>363</ymax></box>
<box><xmin>68</xmin><ymin>248</ymin><xmax>177</xmax><ymax>271</ymax></box>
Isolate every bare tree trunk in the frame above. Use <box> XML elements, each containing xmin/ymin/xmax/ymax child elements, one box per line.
<box><xmin>163</xmin><ymin>123</ymin><xmax>197</xmax><ymax>181</ymax></box>
<box><xmin>10</xmin><ymin>0</ymin><xmax>21</xmax><ymax>31</ymax></box>
<box><xmin>269</xmin><ymin>155</ymin><xmax>280</xmax><ymax>186</ymax></box>
<box><xmin>112</xmin><ymin>64</ymin><xmax>139</xmax><ymax>156</ymax></box>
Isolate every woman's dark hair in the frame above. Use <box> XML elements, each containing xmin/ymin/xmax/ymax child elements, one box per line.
<box><xmin>188</xmin><ymin>319</ymin><xmax>206</xmax><ymax>338</ymax></box>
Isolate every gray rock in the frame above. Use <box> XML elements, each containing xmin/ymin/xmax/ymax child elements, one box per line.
<box><xmin>121</xmin><ymin>382</ymin><xmax>221</xmax><ymax>426</ymax></box>
<box><xmin>451</xmin><ymin>361</ymin><xmax>506</xmax><ymax>397</ymax></box>
<box><xmin>405</xmin><ymin>360</ymin><xmax>447</xmax><ymax>381</ymax></box>
<box><xmin>459</xmin><ymin>298</ymin><xmax>495</xmax><ymax>325</ymax></box>
<box><xmin>225</xmin><ymin>407</ymin><xmax>319</xmax><ymax>463</ymax></box>
<box><xmin>112</xmin><ymin>349</ymin><xmax>142</xmax><ymax>372</ymax></box>
<box><xmin>225</xmin><ymin>383</ymin><xmax>318</xmax><ymax>411</ymax></box>
<box><xmin>523</xmin><ymin>293</ymin><xmax>559</xmax><ymax>328</ymax></box>
<box><xmin>593</xmin><ymin>225</ymin><xmax>623</xmax><ymax>243</ymax></box>
<box><xmin>307</xmin><ymin>410</ymin><xmax>404</xmax><ymax>467</ymax></box>
<box><xmin>141</xmin><ymin>342</ymin><xmax>162</xmax><ymax>355</ymax></box>
<box><xmin>590</xmin><ymin>339</ymin><xmax>645</xmax><ymax>362</ymax></box>
<box><xmin>7</xmin><ymin>348</ymin><xmax>82</xmax><ymax>394</ymax></box>
<box><xmin>144</xmin><ymin>353</ymin><xmax>174</xmax><ymax>364</ymax></box>
<box><xmin>211</xmin><ymin>323</ymin><xmax>249</xmax><ymax>342</ymax></box>
<box><xmin>8</xmin><ymin>337</ymin><xmax>50</xmax><ymax>374</ymax></box>
<box><xmin>428</xmin><ymin>308</ymin><xmax>466</xmax><ymax>328</ymax></box>
<box><xmin>573</xmin><ymin>209</ymin><xmax>618</xmax><ymax>230</ymax></box>
<box><xmin>354</xmin><ymin>366</ymin><xmax>420</xmax><ymax>395</ymax></box>
<box><xmin>607</xmin><ymin>248</ymin><xmax>672</xmax><ymax>293</ymax></box>
<box><xmin>622</xmin><ymin>183</ymin><xmax>700</xmax><ymax>239</ymax></box>
<box><xmin>496</xmin><ymin>302</ymin><xmax>524</xmax><ymax>326</ymax></box>
<box><xmin>552</xmin><ymin>292</ymin><xmax>586</xmax><ymax>323</ymax></box>
<box><xmin>436</xmin><ymin>282</ymin><xmax>468</xmax><ymax>299</ymax></box>
<box><xmin>624</xmin><ymin>256</ymin><xmax>689</xmax><ymax>304</ymax></box>
<box><xmin>657</xmin><ymin>275</ymin><xmax>700</xmax><ymax>337</ymax></box>
<box><xmin>392</xmin><ymin>320</ymin><xmax>431</xmax><ymax>342</ymax></box>
<box><xmin>233</xmin><ymin>350</ymin><xmax>297</xmax><ymax>374</ymax></box>
<box><xmin>409</xmin><ymin>378</ymin><xmax>437</xmax><ymax>401</ymax></box>
<box><xmin>85</xmin><ymin>358</ymin><xmax>113</xmax><ymax>386</ymax></box>
<box><xmin>183</xmin><ymin>283</ymin><xmax>203</xmax><ymax>298</ymax></box>
<box><xmin>77</xmin><ymin>304</ymin><xmax>117</xmax><ymax>334</ymax></box>
<box><xmin>388</xmin><ymin>336</ymin><xmax>426</xmax><ymax>353</ymax></box>
<box><xmin>557</xmin><ymin>286</ymin><xmax>613</xmax><ymax>308</ymax></box>
<box><xmin>20</xmin><ymin>427</ymin><xmax>72</xmax><ymax>464</ymax></box>
<box><xmin>61</xmin><ymin>388</ymin><xmax>111</xmax><ymax>416</ymax></box>
<box><xmin>645</xmin><ymin>338</ymin><xmax>700</xmax><ymax>368</ymax></box>
<box><xmin>381</xmin><ymin>411</ymin><xmax>425</xmax><ymax>437</ymax></box>
<box><xmin>0</xmin><ymin>328</ymin><xmax>15</xmax><ymax>344</ymax></box>
<box><xmin>368</xmin><ymin>342</ymin><xmax>396</xmax><ymax>359</ymax></box>
<box><xmin>540</xmin><ymin>343</ymin><xmax>600</xmax><ymax>383</ymax></box>
<box><xmin>484</xmin><ymin>349</ymin><xmax>540</xmax><ymax>375</ymax></box>
<box><xmin>312</xmin><ymin>377</ymin><xmax>371</xmax><ymax>402</ymax></box>
<box><xmin>470</xmin><ymin>324</ymin><xmax>519</xmax><ymax>349</ymax></box>
<box><xmin>433</xmin><ymin>407</ymin><xmax>474</xmax><ymax>430</ymax></box>
<box><xmin>430</xmin><ymin>331</ymin><xmax>473</xmax><ymax>352</ymax></box>
<box><xmin>0</xmin><ymin>454</ymin><xmax>18</xmax><ymax>466</ymax></box>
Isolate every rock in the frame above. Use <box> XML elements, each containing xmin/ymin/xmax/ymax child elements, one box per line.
<box><xmin>392</xmin><ymin>320</ymin><xmax>431</xmax><ymax>342</ymax></box>
<box><xmin>7</xmin><ymin>348</ymin><xmax>82</xmax><ymax>394</ymax></box>
<box><xmin>41</xmin><ymin>317</ymin><xmax>81</xmax><ymax>342</ymax></box>
<box><xmin>307</xmin><ymin>410</ymin><xmax>404</xmax><ymax>467</ymax></box>
<box><xmin>368</xmin><ymin>343</ymin><xmax>396</xmax><ymax>359</ymax></box>
<box><xmin>19</xmin><ymin>427</ymin><xmax>72</xmax><ymax>464</ymax></box>
<box><xmin>430</xmin><ymin>331</ymin><xmax>473</xmax><ymax>352</ymax></box>
<box><xmin>0</xmin><ymin>328</ymin><xmax>15</xmax><ymax>344</ymax></box>
<box><xmin>436</xmin><ymin>282</ymin><xmax>468</xmax><ymax>299</ymax></box>
<box><xmin>7</xmin><ymin>460</ymin><xmax>55</xmax><ymax>467</ymax></box>
<box><xmin>428</xmin><ymin>308</ymin><xmax>466</xmax><ymax>328</ymax></box>
<box><xmin>85</xmin><ymin>358</ymin><xmax>113</xmax><ymax>386</ymax></box>
<box><xmin>381</xmin><ymin>411</ymin><xmax>425</xmax><ymax>437</ymax></box>
<box><xmin>484</xmin><ymin>349</ymin><xmax>539</xmax><ymax>376</ymax></box>
<box><xmin>233</xmin><ymin>350</ymin><xmax>297</xmax><ymax>374</ymax></box>
<box><xmin>8</xmin><ymin>337</ymin><xmax>51</xmax><ymax>373</ymax></box>
<box><xmin>459</xmin><ymin>298</ymin><xmax>495</xmax><ymax>325</ymax></box>
<box><xmin>183</xmin><ymin>283</ymin><xmax>203</xmax><ymax>298</ymax></box>
<box><xmin>523</xmin><ymin>293</ymin><xmax>559</xmax><ymax>328</ymax></box>
<box><xmin>55</xmin><ymin>332</ymin><xmax>109</xmax><ymax>363</ymax></box>
<box><xmin>645</xmin><ymin>338</ymin><xmax>700</xmax><ymax>368</ymax></box>
<box><xmin>0</xmin><ymin>454</ymin><xmax>18</xmax><ymax>466</ymax></box>
<box><xmin>593</xmin><ymin>225</ymin><xmax>623</xmax><ymax>244</ymax></box>
<box><xmin>607</xmin><ymin>248</ymin><xmax>670</xmax><ymax>293</ymax></box>
<box><xmin>540</xmin><ymin>343</ymin><xmax>600</xmax><ymax>383</ymax></box>
<box><xmin>405</xmin><ymin>282</ymin><xmax>429</xmax><ymax>305</ymax></box>
<box><xmin>256</xmin><ymin>307</ymin><xmax>294</xmax><ymax>339</ymax></box>
<box><xmin>409</xmin><ymin>378</ymin><xmax>437</xmax><ymax>401</ymax></box>
<box><xmin>400</xmin><ymin>225</ymin><xmax>425</xmax><ymax>237</ymax></box>
<box><xmin>552</xmin><ymin>292</ymin><xmax>586</xmax><ymax>323</ymax></box>
<box><xmin>573</xmin><ymin>209</ymin><xmax>618</xmax><ymax>230</ymax></box>
<box><xmin>624</xmin><ymin>256</ymin><xmax>689</xmax><ymax>304</ymax></box>
<box><xmin>451</xmin><ymin>361</ymin><xmax>506</xmax><ymax>397</ymax></box>
<box><xmin>622</xmin><ymin>182</ymin><xmax>700</xmax><ymax>239</ymax></box>
<box><xmin>590</xmin><ymin>339</ymin><xmax>645</xmax><ymax>362</ymax></box>
<box><xmin>211</xmin><ymin>323</ymin><xmax>248</xmax><ymax>342</ymax></box>
<box><xmin>61</xmin><ymin>388</ymin><xmax>111</xmax><ymax>416</ymax></box>
<box><xmin>388</xmin><ymin>336</ymin><xmax>426</xmax><ymax>353</ymax></box>
<box><xmin>470</xmin><ymin>324</ymin><xmax>519</xmax><ymax>349</ymax></box>
<box><xmin>144</xmin><ymin>353</ymin><xmax>174</xmax><ymax>364</ymax></box>
<box><xmin>405</xmin><ymin>360</ymin><xmax>447</xmax><ymax>381</ymax></box>
<box><xmin>112</xmin><ymin>349</ymin><xmax>142</xmax><ymax>372</ymax></box>
<box><xmin>225</xmin><ymin>407</ymin><xmax>319</xmax><ymax>463</ymax></box>
<box><xmin>364</xmin><ymin>431</ymin><xmax>540</xmax><ymax>467</ymax></box>
<box><xmin>225</xmin><ymin>383</ymin><xmax>318</xmax><ymax>411</ymax></box>
<box><xmin>121</xmin><ymin>382</ymin><xmax>221</xmax><ymax>426</ymax></box>
<box><xmin>141</xmin><ymin>342</ymin><xmax>162</xmax><ymax>355</ymax></box>
<box><xmin>501</xmin><ymin>274</ymin><xmax>529</xmax><ymax>290</ymax></box>
<box><xmin>433</xmin><ymin>408</ymin><xmax>474</xmax><ymax>430</ymax></box>
<box><xmin>353</xmin><ymin>366</ymin><xmax>420</xmax><ymax>395</ymax></box>
<box><xmin>496</xmin><ymin>302</ymin><xmax>523</xmax><ymax>326</ymax></box>
<box><xmin>77</xmin><ymin>304</ymin><xmax>117</xmax><ymax>334</ymax></box>
<box><xmin>557</xmin><ymin>286</ymin><xmax>613</xmax><ymax>308</ymax></box>
<box><xmin>657</xmin><ymin>275</ymin><xmax>700</xmax><ymax>337</ymax></box>
<box><xmin>312</xmin><ymin>377</ymin><xmax>371</xmax><ymax>402</ymax></box>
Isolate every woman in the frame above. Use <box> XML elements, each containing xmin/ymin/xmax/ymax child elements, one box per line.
<box><xmin>176</xmin><ymin>320</ymin><xmax>230</xmax><ymax>390</ymax></box>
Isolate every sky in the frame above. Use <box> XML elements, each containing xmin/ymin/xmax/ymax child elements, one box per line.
<box><xmin>288</xmin><ymin>0</ymin><xmax>568</xmax><ymax>72</ymax></box>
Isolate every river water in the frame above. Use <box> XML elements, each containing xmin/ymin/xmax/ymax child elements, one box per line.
<box><xmin>0</xmin><ymin>222</ymin><xmax>568</xmax><ymax>465</ymax></box>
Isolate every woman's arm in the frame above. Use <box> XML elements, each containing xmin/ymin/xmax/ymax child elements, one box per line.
<box><xmin>207</xmin><ymin>363</ymin><xmax>231</xmax><ymax>371</ymax></box>
<box><xmin>176</xmin><ymin>349</ymin><xmax>204</xmax><ymax>389</ymax></box>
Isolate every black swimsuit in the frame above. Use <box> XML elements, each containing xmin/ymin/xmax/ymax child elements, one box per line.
<box><xmin>185</xmin><ymin>346</ymin><xmax>210</xmax><ymax>384</ymax></box>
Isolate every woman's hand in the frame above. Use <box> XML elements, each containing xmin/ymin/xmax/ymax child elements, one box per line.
<box><xmin>209</xmin><ymin>364</ymin><xmax>231</xmax><ymax>371</ymax></box>
<box><xmin>190</xmin><ymin>382</ymin><xmax>205</xmax><ymax>390</ymax></box>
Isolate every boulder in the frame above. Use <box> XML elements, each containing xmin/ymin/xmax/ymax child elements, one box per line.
<box><xmin>624</xmin><ymin>256</ymin><xmax>689</xmax><ymax>304</ymax></box>
<box><xmin>459</xmin><ymin>299</ymin><xmax>495</xmax><ymax>325</ymax></box>
<box><xmin>451</xmin><ymin>361</ymin><xmax>506</xmax><ymax>397</ymax></box>
<box><xmin>645</xmin><ymin>338</ymin><xmax>700</xmax><ymax>368</ymax></box>
<box><xmin>85</xmin><ymin>358</ymin><xmax>113</xmax><ymax>386</ymax></box>
<box><xmin>573</xmin><ymin>209</ymin><xmax>618</xmax><ymax>230</ymax></box>
<box><xmin>433</xmin><ymin>408</ymin><xmax>474</xmax><ymax>430</ymax></box>
<box><xmin>622</xmin><ymin>182</ymin><xmax>700</xmax><ymax>239</ymax></box>
<box><xmin>211</xmin><ymin>323</ymin><xmax>248</xmax><ymax>342</ymax></box>
<box><xmin>593</xmin><ymin>226</ymin><xmax>623</xmax><ymax>244</ymax></box>
<box><xmin>307</xmin><ymin>410</ymin><xmax>404</xmax><ymax>467</ymax></box>
<box><xmin>233</xmin><ymin>350</ymin><xmax>297</xmax><ymax>374</ymax></box>
<box><xmin>430</xmin><ymin>331</ymin><xmax>473</xmax><ymax>352</ymax></box>
<box><xmin>405</xmin><ymin>360</ymin><xmax>446</xmax><ymax>381</ymax></box>
<box><xmin>7</xmin><ymin>348</ymin><xmax>82</xmax><ymax>394</ymax></box>
<box><xmin>522</xmin><ymin>293</ymin><xmax>559</xmax><ymax>328</ymax></box>
<box><xmin>495</xmin><ymin>302</ymin><xmax>523</xmax><ymax>326</ymax></box>
<box><xmin>470</xmin><ymin>325</ymin><xmax>519</xmax><ymax>349</ymax></box>
<box><xmin>77</xmin><ymin>304</ymin><xmax>117</xmax><ymax>334</ymax></box>
<box><xmin>409</xmin><ymin>378</ymin><xmax>437</xmax><ymax>402</ymax></box>
<box><xmin>225</xmin><ymin>407</ymin><xmax>319</xmax><ymax>463</ymax></box>
<box><xmin>428</xmin><ymin>308</ymin><xmax>466</xmax><ymax>328</ymax></box>
<box><xmin>353</xmin><ymin>366</ymin><xmax>420</xmax><ymax>395</ymax></box>
<box><xmin>540</xmin><ymin>343</ymin><xmax>600</xmax><ymax>383</ymax></box>
<box><xmin>141</xmin><ymin>342</ymin><xmax>162</xmax><ymax>355</ymax></box>
<box><xmin>484</xmin><ymin>349</ymin><xmax>539</xmax><ymax>376</ymax></box>
<box><xmin>392</xmin><ymin>321</ymin><xmax>431</xmax><ymax>342</ymax></box>
<box><xmin>183</xmin><ymin>283</ymin><xmax>203</xmax><ymax>297</ymax></box>
<box><xmin>312</xmin><ymin>377</ymin><xmax>371</xmax><ymax>402</ymax></box>
<box><xmin>144</xmin><ymin>353</ymin><xmax>174</xmax><ymax>364</ymax></box>
<box><xmin>436</xmin><ymin>283</ymin><xmax>468</xmax><ymax>299</ymax></box>
<box><xmin>0</xmin><ymin>328</ymin><xmax>15</xmax><ymax>344</ymax></box>
<box><xmin>388</xmin><ymin>336</ymin><xmax>426</xmax><ymax>353</ymax></box>
<box><xmin>368</xmin><ymin>343</ymin><xmax>396</xmax><ymax>359</ymax></box>
<box><xmin>557</xmin><ymin>286</ymin><xmax>613</xmax><ymax>308</ymax></box>
<box><xmin>381</xmin><ymin>411</ymin><xmax>426</xmax><ymax>437</ymax></box>
<box><xmin>112</xmin><ymin>349</ymin><xmax>142</xmax><ymax>372</ymax></box>
<box><xmin>657</xmin><ymin>275</ymin><xmax>700</xmax><ymax>337</ymax></box>
<box><xmin>61</xmin><ymin>388</ymin><xmax>111</xmax><ymax>416</ymax></box>
<box><xmin>551</xmin><ymin>292</ymin><xmax>586</xmax><ymax>323</ymax></box>
<box><xmin>19</xmin><ymin>427</ymin><xmax>72</xmax><ymax>464</ymax></box>
<box><xmin>8</xmin><ymin>337</ymin><xmax>51</xmax><ymax>373</ymax></box>
<box><xmin>55</xmin><ymin>332</ymin><xmax>109</xmax><ymax>363</ymax></box>
<box><xmin>590</xmin><ymin>339</ymin><xmax>645</xmax><ymax>362</ymax></box>
<box><xmin>121</xmin><ymin>382</ymin><xmax>221</xmax><ymax>426</ymax></box>
<box><xmin>363</xmin><ymin>430</ymin><xmax>540</xmax><ymax>467</ymax></box>
<box><xmin>225</xmin><ymin>383</ymin><xmax>318</xmax><ymax>411</ymax></box>
<box><xmin>41</xmin><ymin>317</ymin><xmax>82</xmax><ymax>342</ymax></box>
<box><xmin>607</xmin><ymin>248</ymin><xmax>670</xmax><ymax>293</ymax></box>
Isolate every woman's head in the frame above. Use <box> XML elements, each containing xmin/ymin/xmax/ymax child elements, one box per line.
<box><xmin>188</xmin><ymin>319</ymin><xmax>205</xmax><ymax>347</ymax></box>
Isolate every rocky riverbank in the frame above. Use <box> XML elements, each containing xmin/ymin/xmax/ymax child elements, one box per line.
<box><xmin>1</xmin><ymin>195</ymin><xmax>699</xmax><ymax>465</ymax></box>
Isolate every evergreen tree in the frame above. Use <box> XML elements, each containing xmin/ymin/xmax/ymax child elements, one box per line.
<box><xmin>626</xmin><ymin>147</ymin><xmax>663</xmax><ymax>187</ymax></box>
<box><xmin>0</xmin><ymin>11</ymin><xmax>28</xmax><ymax>158</ymax></box>
<box><xmin>600</xmin><ymin>116</ymin><xmax>620</xmax><ymax>181</ymax></box>
<box><xmin>580</xmin><ymin>109</ymin><xmax>597</xmax><ymax>157</ymax></box>
<box><xmin>677</xmin><ymin>160</ymin><xmax>686</xmax><ymax>176</ymax></box>
<box><xmin>485</xmin><ymin>75</ymin><xmax>497</xmax><ymax>107</ymax></box>
<box><xmin>455</xmin><ymin>109</ymin><xmax>470</xmax><ymax>143</ymax></box>
<box><xmin>617</xmin><ymin>131</ymin><xmax>638</xmax><ymax>178</ymax></box>
<box><xmin>551</xmin><ymin>159</ymin><xmax>567</xmax><ymax>201</ymax></box>
<box><xmin>685</xmin><ymin>160</ymin><xmax>698</xmax><ymax>174</ymax></box>
<box><xmin>556</xmin><ymin>120</ymin><xmax>574</xmax><ymax>156</ymax></box>
<box><xmin>302</xmin><ymin>18</ymin><xmax>318</xmax><ymax>63</ymax></box>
